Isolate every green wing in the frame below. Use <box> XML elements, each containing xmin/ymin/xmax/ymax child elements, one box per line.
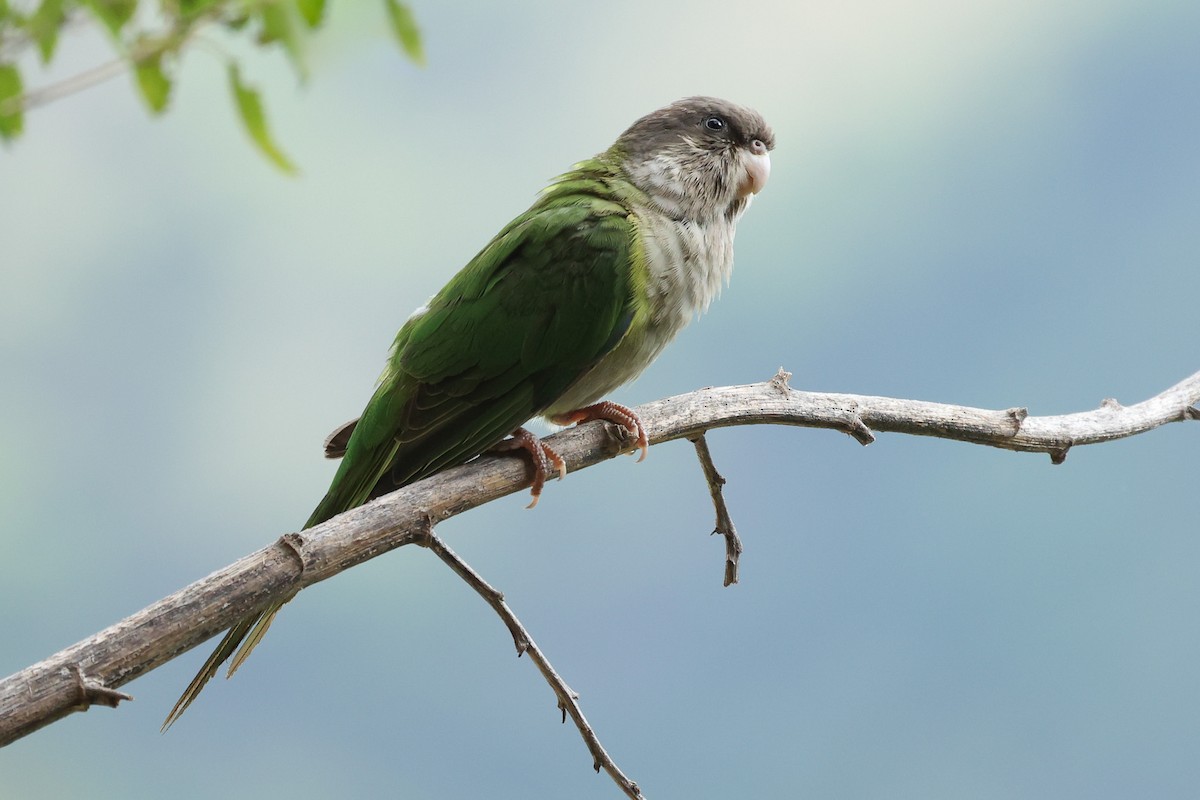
<box><xmin>306</xmin><ymin>199</ymin><xmax>637</xmax><ymax>527</ymax></box>
<box><xmin>163</xmin><ymin>196</ymin><xmax>639</xmax><ymax>731</ymax></box>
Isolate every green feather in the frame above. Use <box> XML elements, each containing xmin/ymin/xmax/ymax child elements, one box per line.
<box><xmin>163</xmin><ymin>157</ymin><xmax>647</xmax><ymax>730</ymax></box>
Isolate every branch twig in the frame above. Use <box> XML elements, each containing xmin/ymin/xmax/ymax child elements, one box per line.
<box><xmin>689</xmin><ymin>434</ymin><xmax>743</xmax><ymax>586</ymax></box>
<box><xmin>1</xmin><ymin>57</ymin><xmax>128</xmax><ymax>116</ymax></box>
<box><xmin>419</xmin><ymin>524</ymin><xmax>643</xmax><ymax>799</ymax></box>
<box><xmin>2</xmin><ymin>369</ymin><xmax>1197</xmax><ymax>749</ymax></box>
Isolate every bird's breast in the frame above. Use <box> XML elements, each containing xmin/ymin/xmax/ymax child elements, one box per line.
<box><xmin>543</xmin><ymin>209</ymin><xmax>736</xmax><ymax>417</ymax></box>
<box><xmin>638</xmin><ymin>211</ymin><xmax>736</xmax><ymax>331</ymax></box>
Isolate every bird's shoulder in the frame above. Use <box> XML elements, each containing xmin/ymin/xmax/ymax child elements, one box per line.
<box><xmin>393</xmin><ymin>171</ymin><xmax>645</xmax><ymax>384</ymax></box>
<box><xmin>416</xmin><ymin>163</ymin><xmax>642</xmax><ymax>314</ymax></box>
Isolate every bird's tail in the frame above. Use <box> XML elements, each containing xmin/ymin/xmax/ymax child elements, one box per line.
<box><xmin>160</xmin><ymin>599</ymin><xmax>288</xmax><ymax>732</ymax></box>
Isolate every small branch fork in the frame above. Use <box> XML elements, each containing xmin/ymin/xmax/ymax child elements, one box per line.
<box><xmin>2</xmin><ymin>368</ymin><xmax>1197</xmax><ymax>776</ymax></box>
<box><xmin>417</xmin><ymin>521</ymin><xmax>644</xmax><ymax>800</ymax></box>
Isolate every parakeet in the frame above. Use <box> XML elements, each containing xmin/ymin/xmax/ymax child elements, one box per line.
<box><xmin>163</xmin><ymin>96</ymin><xmax>773</xmax><ymax>729</ymax></box>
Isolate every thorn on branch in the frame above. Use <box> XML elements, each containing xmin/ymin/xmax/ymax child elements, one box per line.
<box><xmin>67</xmin><ymin>665</ymin><xmax>133</xmax><ymax>711</ymax></box>
<box><xmin>690</xmin><ymin>433</ymin><xmax>744</xmax><ymax>587</ymax></box>
<box><xmin>769</xmin><ymin>368</ymin><xmax>792</xmax><ymax>393</ymax></box>
<box><xmin>1049</xmin><ymin>447</ymin><xmax>1070</xmax><ymax>465</ymax></box>
<box><xmin>1100</xmin><ymin>397</ymin><xmax>1124</xmax><ymax>410</ymax></box>
<box><xmin>1006</xmin><ymin>407</ymin><xmax>1028</xmax><ymax>434</ymax></box>
<box><xmin>1184</xmin><ymin>405</ymin><xmax>1200</xmax><ymax>421</ymax></box>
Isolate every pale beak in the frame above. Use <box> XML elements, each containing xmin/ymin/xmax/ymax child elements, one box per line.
<box><xmin>739</xmin><ymin>151</ymin><xmax>771</xmax><ymax>197</ymax></box>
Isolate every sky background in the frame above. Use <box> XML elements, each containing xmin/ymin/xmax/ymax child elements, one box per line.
<box><xmin>3</xmin><ymin>1</ymin><xmax>1199</xmax><ymax>797</ymax></box>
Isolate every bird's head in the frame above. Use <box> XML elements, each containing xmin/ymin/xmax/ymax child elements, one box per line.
<box><xmin>611</xmin><ymin>96</ymin><xmax>774</xmax><ymax>223</ymax></box>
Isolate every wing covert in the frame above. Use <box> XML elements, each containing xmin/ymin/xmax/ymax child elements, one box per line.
<box><xmin>307</xmin><ymin>202</ymin><xmax>637</xmax><ymax>526</ymax></box>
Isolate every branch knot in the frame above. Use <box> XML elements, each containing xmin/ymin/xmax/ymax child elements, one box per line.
<box><xmin>277</xmin><ymin>533</ymin><xmax>308</xmax><ymax>571</ymax></box>
<box><xmin>67</xmin><ymin>665</ymin><xmax>133</xmax><ymax>711</ymax></box>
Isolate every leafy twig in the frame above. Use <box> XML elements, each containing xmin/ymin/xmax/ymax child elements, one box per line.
<box><xmin>0</xmin><ymin>0</ymin><xmax>424</xmax><ymax>169</ymax></box>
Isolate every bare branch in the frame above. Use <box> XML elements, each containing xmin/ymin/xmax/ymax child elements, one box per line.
<box><xmin>2</xmin><ymin>369</ymin><xmax>1197</xmax><ymax>748</ymax></box>
<box><xmin>419</xmin><ymin>525</ymin><xmax>644</xmax><ymax>799</ymax></box>
<box><xmin>689</xmin><ymin>434</ymin><xmax>743</xmax><ymax>586</ymax></box>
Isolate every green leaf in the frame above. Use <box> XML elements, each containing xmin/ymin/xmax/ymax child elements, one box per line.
<box><xmin>82</xmin><ymin>0</ymin><xmax>138</xmax><ymax>37</ymax></box>
<box><xmin>257</xmin><ymin>2</ymin><xmax>306</xmax><ymax>77</ymax></box>
<box><xmin>228</xmin><ymin>63</ymin><xmax>297</xmax><ymax>175</ymax></box>
<box><xmin>0</xmin><ymin>64</ymin><xmax>23</xmax><ymax>141</ymax></box>
<box><xmin>134</xmin><ymin>52</ymin><xmax>172</xmax><ymax>114</ymax></box>
<box><xmin>384</xmin><ymin>0</ymin><xmax>424</xmax><ymax>66</ymax></box>
<box><xmin>178</xmin><ymin>0</ymin><xmax>220</xmax><ymax>17</ymax></box>
<box><xmin>29</xmin><ymin>0</ymin><xmax>65</xmax><ymax>63</ymax></box>
<box><xmin>295</xmin><ymin>0</ymin><xmax>326</xmax><ymax>28</ymax></box>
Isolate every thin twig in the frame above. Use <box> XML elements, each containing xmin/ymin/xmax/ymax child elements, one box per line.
<box><xmin>418</xmin><ymin>523</ymin><xmax>644</xmax><ymax>800</ymax></box>
<box><xmin>689</xmin><ymin>433</ymin><xmax>743</xmax><ymax>586</ymax></box>
<box><xmin>1</xmin><ymin>57</ymin><xmax>128</xmax><ymax>116</ymax></box>
<box><xmin>0</xmin><ymin>12</ymin><xmax>220</xmax><ymax>118</ymax></box>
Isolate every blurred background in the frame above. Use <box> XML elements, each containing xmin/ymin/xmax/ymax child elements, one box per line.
<box><xmin>3</xmin><ymin>1</ymin><xmax>1199</xmax><ymax>797</ymax></box>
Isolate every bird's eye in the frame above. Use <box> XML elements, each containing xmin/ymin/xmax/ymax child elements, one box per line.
<box><xmin>704</xmin><ymin>115</ymin><xmax>726</xmax><ymax>132</ymax></box>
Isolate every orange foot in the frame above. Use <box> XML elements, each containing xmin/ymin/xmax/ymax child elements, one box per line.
<box><xmin>549</xmin><ymin>400</ymin><xmax>649</xmax><ymax>462</ymax></box>
<box><xmin>493</xmin><ymin>427</ymin><xmax>567</xmax><ymax>508</ymax></box>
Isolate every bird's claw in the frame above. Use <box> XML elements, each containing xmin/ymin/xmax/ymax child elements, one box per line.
<box><xmin>494</xmin><ymin>427</ymin><xmax>566</xmax><ymax>508</ymax></box>
<box><xmin>550</xmin><ymin>401</ymin><xmax>649</xmax><ymax>462</ymax></box>
<box><xmin>496</xmin><ymin>401</ymin><xmax>648</xmax><ymax>508</ymax></box>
